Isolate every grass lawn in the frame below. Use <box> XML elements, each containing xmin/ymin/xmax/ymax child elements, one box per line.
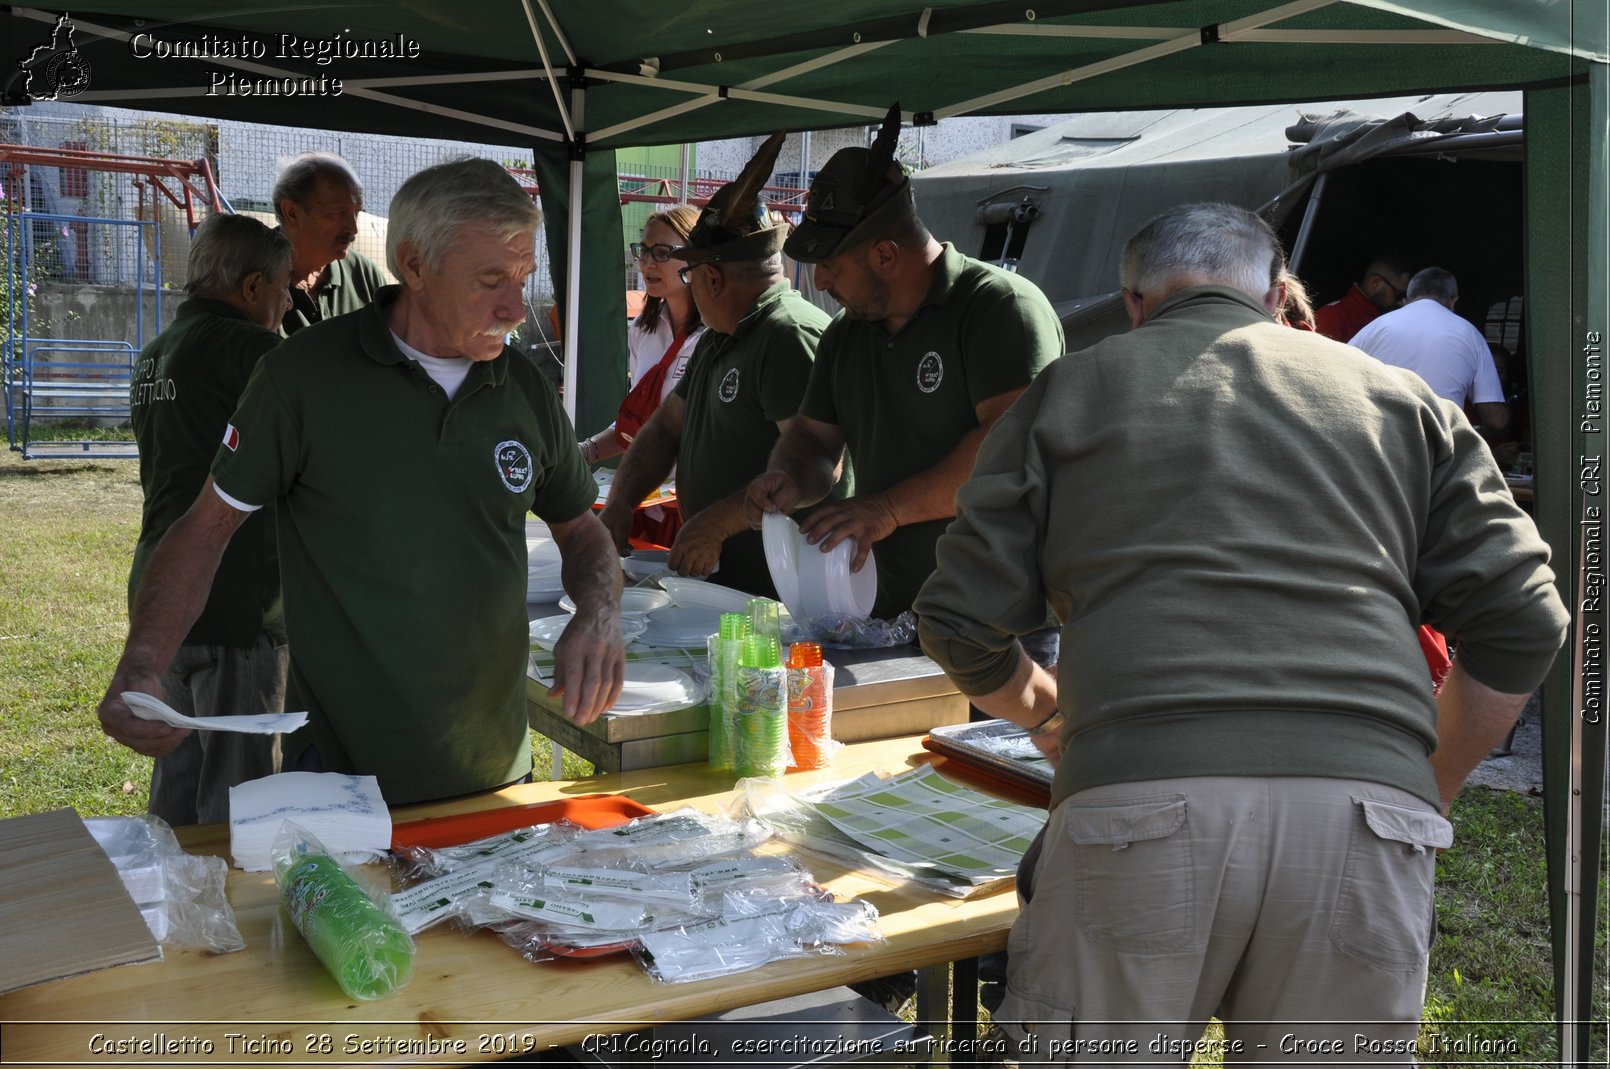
<box><xmin>1</xmin><ymin>443</ymin><xmax>1603</xmax><ymax>1062</ymax></box>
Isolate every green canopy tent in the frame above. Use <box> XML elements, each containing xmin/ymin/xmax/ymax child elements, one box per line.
<box><xmin>4</xmin><ymin>2</ymin><xmax>1602</xmax><ymax>1055</ymax></box>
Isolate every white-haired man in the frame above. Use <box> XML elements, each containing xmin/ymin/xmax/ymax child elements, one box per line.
<box><xmin>125</xmin><ymin>213</ymin><xmax>293</xmax><ymax>824</ymax></box>
<box><xmin>99</xmin><ymin>158</ymin><xmax>624</xmax><ymax>806</ymax></box>
<box><xmin>915</xmin><ymin>202</ymin><xmax>1567</xmax><ymax>1060</ymax></box>
<box><xmin>272</xmin><ymin>151</ymin><xmax>385</xmax><ymax>335</ymax></box>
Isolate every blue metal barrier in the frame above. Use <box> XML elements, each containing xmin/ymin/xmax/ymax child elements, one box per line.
<box><xmin>5</xmin><ymin>209</ymin><xmax>159</xmax><ymax>459</ymax></box>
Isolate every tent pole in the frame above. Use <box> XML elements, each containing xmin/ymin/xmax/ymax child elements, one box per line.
<box><xmin>562</xmin><ymin>85</ymin><xmax>586</xmax><ymax>424</ymax></box>
<box><xmin>678</xmin><ymin>143</ymin><xmax>690</xmax><ymax>205</ymax></box>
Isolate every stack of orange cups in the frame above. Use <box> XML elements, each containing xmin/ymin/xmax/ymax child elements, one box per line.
<box><xmin>786</xmin><ymin>642</ymin><xmax>834</xmax><ymax>769</ymax></box>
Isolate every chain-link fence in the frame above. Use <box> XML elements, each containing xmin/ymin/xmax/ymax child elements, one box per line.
<box><xmin>1</xmin><ymin>103</ymin><xmax>553</xmax><ymax>305</ymax></box>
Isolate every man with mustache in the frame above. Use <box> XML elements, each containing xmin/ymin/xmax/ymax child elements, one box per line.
<box><xmin>97</xmin><ymin>158</ymin><xmax>625</xmax><ymax>806</ymax></box>
<box><xmin>272</xmin><ymin>152</ymin><xmax>386</xmax><ymax>336</ymax></box>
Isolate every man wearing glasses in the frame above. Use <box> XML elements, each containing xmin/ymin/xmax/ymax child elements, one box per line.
<box><xmin>600</xmin><ymin>134</ymin><xmax>831</xmax><ymax>596</ymax></box>
<box><xmin>1312</xmin><ymin>253</ymin><xmax>1412</xmax><ymax>342</ymax></box>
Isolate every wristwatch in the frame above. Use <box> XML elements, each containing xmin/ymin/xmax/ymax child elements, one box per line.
<box><xmin>1027</xmin><ymin>711</ymin><xmax>1065</xmax><ymax>738</ymax></box>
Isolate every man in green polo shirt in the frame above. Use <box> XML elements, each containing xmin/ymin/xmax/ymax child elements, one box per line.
<box><xmin>747</xmin><ymin>105</ymin><xmax>1064</xmax><ymax>620</ymax></box>
<box><xmin>98</xmin><ymin>159</ymin><xmax>625</xmax><ymax>806</ymax></box>
<box><xmin>125</xmin><ymin>213</ymin><xmax>293</xmax><ymax>825</ymax></box>
<box><xmin>273</xmin><ymin>152</ymin><xmax>386</xmax><ymax>335</ymax></box>
<box><xmin>600</xmin><ymin>133</ymin><xmax>831</xmax><ymax>597</ymax></box>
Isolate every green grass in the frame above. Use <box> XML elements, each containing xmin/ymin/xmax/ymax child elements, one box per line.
<box><xmin>2</xmin><ymin>446</ymin><xmax>1604</xmax><ymax>1062</ymax></box>
<box><xmin>0</xmin><ymin>446</ymin><xmax>589</xmax><ymax>820</ymax></box>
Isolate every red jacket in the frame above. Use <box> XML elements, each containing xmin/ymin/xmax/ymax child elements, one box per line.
<box><xmin>1313</xmin><ymin>284</ymin><xmax>1381</xmax><ymax>342</ymax></box>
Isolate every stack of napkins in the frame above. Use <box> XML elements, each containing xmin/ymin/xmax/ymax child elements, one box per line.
<box><xmin>227</xmin><ymin>772</ymin><xmax>391</xmax><ymax>871</ymax></box>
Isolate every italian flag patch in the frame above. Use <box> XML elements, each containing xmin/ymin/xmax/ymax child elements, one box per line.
<box><xmin>223</xmin><ymin>423</ymin><xmax>240</xmax><ymax>451</ymax></box>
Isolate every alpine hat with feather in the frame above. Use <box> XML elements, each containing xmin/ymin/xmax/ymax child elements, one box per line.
<box><xmin>671</xmin><ymin>131</ymin><xmax>789</xmax><ymax>266</ymax></box>
<box><xmin>784</xmin><ymin>103</ymin><xmax>912</xmax><ymax>264</ymax></box>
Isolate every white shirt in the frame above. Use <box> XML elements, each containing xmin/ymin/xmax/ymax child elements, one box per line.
<box><xmin>628</xmin><ymin>314</ymin><xmax>703</xmax><ymax>403</ymax></box>
<box><xmin>391</xmin><ymin>331</ymin><xmax>473</xmax><ymax>400</ymax></box>
<box><xmin>1347</xmin><ymin>299</ymin><xmax>1503</xmax><ymax>408</ymax></box>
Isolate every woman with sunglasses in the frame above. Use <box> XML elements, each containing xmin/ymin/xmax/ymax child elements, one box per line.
<box><xmin>579</xmin><ymin>205</ymin><xmax>705</xmax><ymax>467</ymax></box>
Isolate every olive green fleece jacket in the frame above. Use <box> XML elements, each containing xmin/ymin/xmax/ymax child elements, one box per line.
<box><xmin>916</xmin><ymin>285</ymin><xmax>1569</xmax><ymax>812</ymax></box>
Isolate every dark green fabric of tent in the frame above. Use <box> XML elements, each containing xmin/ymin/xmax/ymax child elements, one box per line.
<box><xmin>3</xmin><ymin>1</ymin><xmax>1603</xmax><ymax>1057</ymax></box>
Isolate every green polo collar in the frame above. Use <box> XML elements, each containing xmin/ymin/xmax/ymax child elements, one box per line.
<box><xmin>730</xmin><ymin>282</ymin><xmax>795</xmax><ymax>340</ymax></box>
<box><xmin>174</xmin><ymin>296</ymin><xmax>255</xmax><ymax>325</ymax></box>
<box><xmin>917</xmin><ymin>242</ymin><xmax>968</xmax><ymax>312</ymax></box>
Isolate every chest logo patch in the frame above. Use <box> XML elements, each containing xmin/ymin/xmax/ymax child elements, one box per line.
<box><xmin>718</xmin><ymin>367</ymin><xmax>741</xmax><ymax>403</ymax></box>
<box><xmin>916</xmin><ymin>351</ymin><xmax>944</xmax><ymax>394</ymax></box>
<box><xmin>495</xmin><ymin>439</ymin><xmax>534</xmax><ymax>494</ymax></box>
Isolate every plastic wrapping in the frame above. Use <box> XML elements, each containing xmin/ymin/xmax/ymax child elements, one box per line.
<box><xmin>272</xmin><ymin>822</ymin><xmax>415</xmax><ymax>1000</ymax></box>
<box><xmin>85</xmin><ymin>815</ymin><xmax>245</xmax><ymax>954</ymax></box>
<box><xmin>783</xmin><ymin>609</ymin><xmax>918</xmax><ymax>649</ymax></box>
<box><xmin>786</xmin><ymin>645</ymin><xmax>838</xmax><ymax>770</ymax></box>
<box><xmin>389</xmin><ymin>823</ymin><xmax>586</xmax><ymax>934</ymax></box>
<box><xmin>632</xmin><ymin>893</ymin><xmax>882</xmax><ymax>983</ymax></box>
<box><xmin>707</xmin><ymin>613</ymin><xmax>749</xmax><ymax>769</ymax></box>
<box><xmin>734</xmin><ymin>648</ymin><xmax>790</xmax><ymax>777</ymax></box>
<box><xmin>394</xmin><ymin>820</ymin><xmax>580</xmax><ymax>878</ymax></box>
<box><xmin>566</xmin><ymin>809</ymin><xmax>773</xmax><ymax>869</ymax></box>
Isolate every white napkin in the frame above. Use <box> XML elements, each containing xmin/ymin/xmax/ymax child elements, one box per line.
<box><xmin>227</xmin><ymin>772</ymin><xmax>390</xmax><ymax>871</ymax></box>
<box><xmin>123</xmin><ymin>691</ymin><xmax>307</xmax><ymax>735</ymax></box>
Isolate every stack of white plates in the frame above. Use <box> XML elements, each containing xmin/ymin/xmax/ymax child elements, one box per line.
<box><xmin>657</xmin><ymin>576</ymin><xmax>755</xmax><ymax>613</ymax></box>
<box><xmin>608</xmin><ymin>663</ymin><xmax>701</xmax><ymax>715</ymax></box>
<box><xmin>636</xmin><ymin>605</ymin><xmax>726</xmax><ymax>648</ymax></box>
<box><xmin>622</xmin><ymin>549</ymin><xmax>672</xmax><ymax>583</ymax></box>
<box><xmin>529</xmin><ymin>614</ymin><xmax>648</xmax><ymax>651</ymax></box>
<box><xmin>527</xmin><ymin>537</ymin><xmax>566</xmax><ymax>602</ymax></box>
<box><xmin>559</xmin><ymin>587</ymin><xmax>673</xmax><ymax>619</ymax></box>
<box><xmin>761</xmin><ymin>512</ymin><xmax>877</xmax><ymax>622</ymax></box>
<box><xmin>526</xmin><ymin>559</ymin><xmax>566</xmax><ymax>603</ymax></box>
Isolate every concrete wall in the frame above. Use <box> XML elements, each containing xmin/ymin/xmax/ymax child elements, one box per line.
<box><xmin>29</xmin><ymin>280</ymin><xmax>178</xmax><ymax>354</ymax></box>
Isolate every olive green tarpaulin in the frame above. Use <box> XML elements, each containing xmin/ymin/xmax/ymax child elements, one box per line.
<box><xmin>2</xmin><ymin>1</ymin><xmax>1603</xmax><ymax>1057</ymax></box>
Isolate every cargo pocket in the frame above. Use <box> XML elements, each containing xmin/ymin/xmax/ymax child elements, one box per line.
<box><xmin>1065</xmin><ymin>795</ymin><xmax>1195</xmax><ymax>952</ymax></box>
<box><xmin>1329</xmin><ymin>797</ymin><xmax>1451</xmax><ymax>970</ymax></box>
<box><xmin>993</xmin><ymin>984</ymin><xmax>1075</xmax><ymax>1065</ymax></box>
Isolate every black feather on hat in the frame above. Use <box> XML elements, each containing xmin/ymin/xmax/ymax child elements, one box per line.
<box><xmin>672</xmin><ymin>131</ymin><xmax>789</xmax><ymax>265</ymax></box>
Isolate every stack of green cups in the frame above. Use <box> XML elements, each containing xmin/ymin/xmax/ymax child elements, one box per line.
<box><xmin>734</xmin><ymin>633</ymin><xmax>788</xmax><ymax>777</ymax></box>
<box><xmin>748</xmin><ymin>598</ymin><xmax>780</xmax><ymax>644</ymax></box>
<box><xmin>276</xmin><ymin>851</ymin><xmax>415</xmax><ymax>1000</ymax></box>
<box><xmin>708</xmin><ymin>612</ymin><xmax>750</xmax><ymax>769</ymax></box>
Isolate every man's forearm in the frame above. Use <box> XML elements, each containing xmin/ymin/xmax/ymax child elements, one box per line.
<box><xmin>968</xmin><ymin>648</ymin><xmax>1057</xmax><ymax>730</ymax></box>
<box><xmin>605</xmin><ymin>417</ymin><xmax>679</xmax><ymax>515</ymax></box>
<box><xmin>689</xmin><ymin>489</ymin><xmax>752</xmax><ymax>542</ymax></box>
<box><xmin>878</xmin><ymin>421</ymin><xmax>991</xmax><ymax>526</ymax></box>
<box><xmin>120</xmin><ymin>491</ymin><xmax>244</xmax><ymax>678</ymax></box>
<box><xmin>556</xmin><ymin>515</ymin><xmax>625</xmax><ymax>619</ymax></box>
<box><xmin>766</xmin><ymin>423</ymin><xmax>840</xmax><ymax>509</ymax></box>
<box><xmin>1429</xmin><ymin>660</ymin><xmax>1532</xmax><ymax>811</ymax></box>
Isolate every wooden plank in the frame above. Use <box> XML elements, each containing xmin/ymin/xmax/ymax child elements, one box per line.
<box><xmin>0</xmin><ymin>808</ymin><xmax>160</xmax><ymax>995</ymax></box>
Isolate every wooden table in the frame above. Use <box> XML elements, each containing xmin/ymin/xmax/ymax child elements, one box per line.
<box><xmin>0</xmin><ymin>737</ymin><xmax>1021</xmax><ymax>1067</ymax></box>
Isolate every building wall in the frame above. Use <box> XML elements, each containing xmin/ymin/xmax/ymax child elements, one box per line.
<box><xmin>696</xmin><ymin>114</ymin><xmax>1067</xmax><ymax>181</ymax></box>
